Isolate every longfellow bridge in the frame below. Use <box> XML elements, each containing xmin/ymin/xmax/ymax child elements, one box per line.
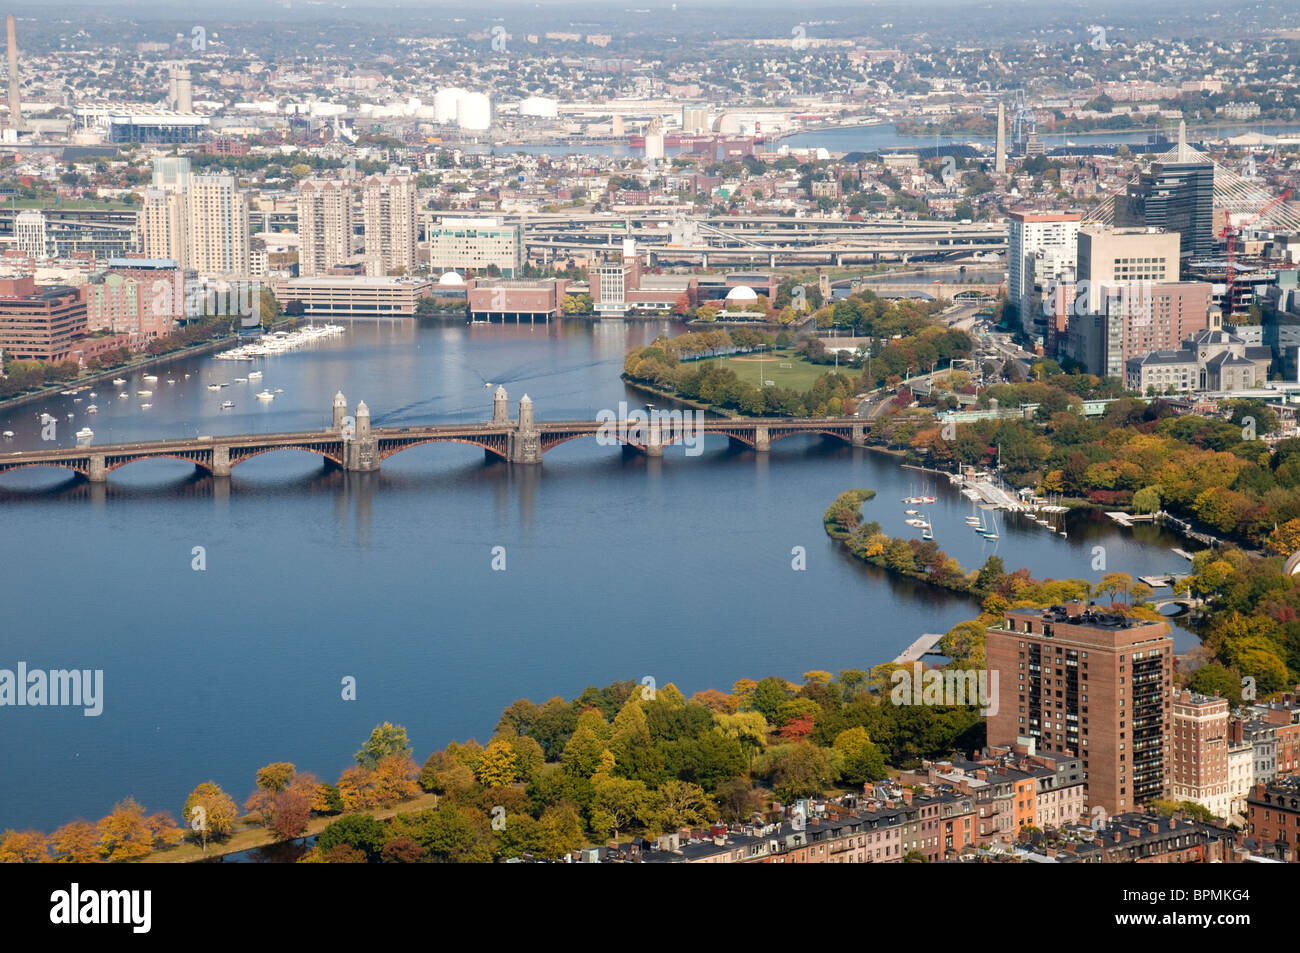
<box><xmin>0</xmin><ymin>388</ymin><xmax>869</xmax><ymax>482</ymax></box>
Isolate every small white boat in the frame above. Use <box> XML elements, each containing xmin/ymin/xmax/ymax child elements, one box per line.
<box><xmin>87</xmin><ymin>405</ymin><xmax>98</xmax><ymax>414</ymax></box>
<box><xmin>274</xmin><ymin>388</ymin><xmax>283</xmax><ymax>394</ymax></box>
<box><xmin>112</xmin><ymin>378</ymin><xmax>126</xmax><ymax>386</ymax></box>
<box><xmin>247</xmin><ymin>370</ymin><xmax>262</xmax><ymax>379</ymax></box>
<box><xmin>66</xmin><ymin>412</ymin><xmax>74</xmax><ymax>419</ymax></box>
<box><xmin>220</xmin><ymin>400</ymin><xmax>234</xmax><ymax>409</ymax></box>
<box><xmin>143</xmin><ymin>374</ymin><xmax>158</xmax><ymax>382</ymax></box>
<box><xmin>88</xmin><ymin>392</ymin><xmax>97</xmax><ymax>398</ymax></box>
<box><xmin>75</xmin><ymin>427</ymin><xmax>93</xmax><ymax>444</ymax></box>
<box><xmin>140</xmin><ymin>403</ymin><xmax>152</xmax><ymax>409</ymax></box>
<box><xmin>256</xmin><ymin>390</ymin><xmax>275</xmax><ymax>401</ymax></box>
<box><xmin>166</xmin><ymin>378</ymin><xmax>176</xmax><ymax>385</ymax></box>
<box><xmin>137</xmin><ymin>390</ymin><xmax>153</xmax><ymax>397</ymax></box>
<box><xmin>905</xmin><ymin>509</ymin><xmax>919</xmax><ymax>516</ymax></box>
<box><xmin>234</xmin><ymin>377</ymin><xmax>247</xmax><ymax>383</ymax></box>
<box><xmin>2</xmin><ymin>431</ymin><xmax>13</xmax><ymax>439</ymax></box>
<box><xmin>208</xmin><ymin>384</ymin><xmax>222</xmax><ymax>391</ymax></box>
<box><xmin>117</xmin><ymin>392</ymin><xmax>128</xmax><ymax>400</ymax></box>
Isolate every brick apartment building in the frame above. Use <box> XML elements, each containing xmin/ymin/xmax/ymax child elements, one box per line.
<box><xmin>987</xmin><ymin>603</ymin><xmax>1173</xmax><ymax>815</ymax></box>
<box><xmin>0</xmin><ymin>275</ymin><xmax>88</xmax><ymax>362</ymax></box>
<box><xmin>1245</xmin><ymin>775</ymin><xmax>1300</xmax><ymax>862</ymax></box>
<box><xmin>84</xmin><ymin>258</ymin><xmax>183</xmax><ymax>340</ymax></box>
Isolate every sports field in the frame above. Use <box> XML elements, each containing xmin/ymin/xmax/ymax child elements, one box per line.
<box><xmin>694</xmin><ymin>349</ymin><xmax>849</xmax><ymax>390</ymax></box>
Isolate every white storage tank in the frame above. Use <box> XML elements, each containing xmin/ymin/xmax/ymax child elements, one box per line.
<box><xmin>519</xmin><ymin>95</ymin><xmax>558</xmax><ymax>119</ymax></box>
<box><xmin>433</xmin><ymin>87</ymin><xmax>466</xmax><ymax>124</ymax></box>
<box><xmin>457</xmin><ymin>92</ymin><xmax>492</xmax><ymax>131</ymax></box>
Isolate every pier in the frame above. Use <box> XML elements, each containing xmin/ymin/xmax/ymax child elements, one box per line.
<box><xmin>894</xmin><ymin>633</ymin><xmax>946</xmax><ymax>664</ymax></box>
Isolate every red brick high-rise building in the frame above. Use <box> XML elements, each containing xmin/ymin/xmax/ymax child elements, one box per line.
<box><xmin>0</xmin><ymin>275</ymin><xmax>87</xmax><ymax>362</ymax></box>
<box><xmin>986</xmin><ymin>603</ymin><xmax>1173</xmax><ymax>816</ymax></box>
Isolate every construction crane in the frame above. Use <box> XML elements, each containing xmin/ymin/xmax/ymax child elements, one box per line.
<box><xmin>1219</xmin><ymin>188</ymin><xmax>1291</xmax><ymax>315</ymax></box>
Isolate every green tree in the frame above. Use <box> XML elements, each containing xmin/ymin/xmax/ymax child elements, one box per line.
<box><xmin>749</xmin><ymin>676</ymin><xmax>791</xmax><ymax>721</ymax></box>
<box><xmin>769</xmin><ymin>743</ymin><xmax>834</xmax><ymax>802</ymax></box>
<box><xmin>590</xmin><ymin>774</ymin><xmax>651</xmax><ymax>840</ymax></box>
<box><xmin>355</xmin><ymin>722</ymin><xmax>413</xmax><ymax>770</ymax></box>
<box><xmin>316</xmin><ymin>813</ymin><xmax>386</xmax><ymax>861</ymax></box>
<box><xmin>833</xmin><ymin>727</ymin><xmax>888</xmax><ymax>787</ymax></box>
<box><xmin>1132</xmin><ymin>485</ymin><xmax>1161</xmax><ymax>515</ymax></box>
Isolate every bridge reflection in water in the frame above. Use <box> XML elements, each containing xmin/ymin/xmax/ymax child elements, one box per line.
<box><xmin>0</xmin><ymin>387</ymin><xmax>869</xmax><ymax>483</ymax></box>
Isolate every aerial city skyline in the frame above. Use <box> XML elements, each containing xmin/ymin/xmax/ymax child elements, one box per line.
<box><xmin>0</xmin><ymin>3</ymin><xmax>1294</xmax><ymax>923</ymax></box>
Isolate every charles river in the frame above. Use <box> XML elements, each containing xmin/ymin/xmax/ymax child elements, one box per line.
<box><xmin>0</xmin><ymin>318</ymin><xmax>1195</xmax><ymax>830</ymax></box>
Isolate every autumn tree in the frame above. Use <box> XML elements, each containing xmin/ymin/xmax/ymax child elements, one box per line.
<box><xmin>50</xmin><ymin>821</ymin><xmax>99</xmax><ymax>863</ymax></box>
<box><xmin>97</xmin><ymin>798</ymin><xmax>156</xmax><ymax>862</ymax></box>
<box><xmin>255</xmin><ymin>762</ymin><xmax>297</xmax><ymax>793</ymax></box>
<box><xmin>475</xmin><ymin>738</ymin><xmax>519</xmax><ymax>789</ymax></box>
<box><xmin>0</xmin><ymin>829</ymin><xmax>49</xmax><ymax>863</ymax></box>
<box><xmin>183</xmin><ymin>782</ymin><xmax>239</xmax><ymax>853</ymax></box>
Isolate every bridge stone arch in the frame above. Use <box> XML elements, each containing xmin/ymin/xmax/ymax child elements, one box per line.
<box><xmin>766</xmin><ymin>426</ymin><xmax>856</xmax><ymax>446</ymax></box>
<box><xmin>0</xmin><ymin>459</ymin><xmax>92</xmax><ymax>480</ymax></box>
<box><xmin>376</xmin><ymin>434</ymin><xmax>510</xmax><ymax>462</ymax></box>
<box><xmin>227</xmin><ymin>443</ymin><xmax>346</xmax><ymax>470</ymax></box>
<box><xmin>102</xmin><ymin>450</ymin><xmax>216</xmax><ymax>475</ymax></box>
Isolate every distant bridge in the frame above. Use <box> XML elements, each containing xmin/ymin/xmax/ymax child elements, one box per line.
<box><xmin>0</xmin><ymin>389</ymin><xmax>869</xmax><ymax>483</ymax></box>
<box><xmin>853</xmin><ymin>281</ymin><xmax>1003</xmax><ymax>300</ymax></box>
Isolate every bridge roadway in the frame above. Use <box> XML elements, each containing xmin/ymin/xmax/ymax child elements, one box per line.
<box><xmin>0</xmin><ymin>392</ymin><xmax>868</xmax><ymax>482</ymax></box>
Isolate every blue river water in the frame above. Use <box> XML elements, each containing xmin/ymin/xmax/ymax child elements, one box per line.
<box><xmin>0</xmin><ymin>318</ymin><xmax>1194</xmax><ymax>831</ymax></box>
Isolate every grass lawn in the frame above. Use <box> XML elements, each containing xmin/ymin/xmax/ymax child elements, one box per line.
<box><xmin>693</xmin><ymin>349</ymin><xmax>854</xmax><ymax>391</ymax></box>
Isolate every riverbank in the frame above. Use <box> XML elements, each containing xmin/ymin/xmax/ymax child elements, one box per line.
<box><xmin>0</xmin><ymin>320</ymin><xmax>294</xmax><ymax>413</ymax></box>
<box><xmin>150</xmin><ymin>791</ymin><xmax>444</xmax><ymax>864</ymax></box>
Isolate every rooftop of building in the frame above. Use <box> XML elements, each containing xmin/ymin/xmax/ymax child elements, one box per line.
<box><xmin>1003</xmin><ymin>603</ymin><xmax>1158</xmax><ymax>630</ymax></box>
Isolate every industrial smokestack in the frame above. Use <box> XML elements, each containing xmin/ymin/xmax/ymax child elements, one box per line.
<box><xmin>6</xmin><ymin>14</ymin><xmax>20</xmax><ymax>131</ymax></box>
<box><xmin>995</xmin><ymin>102</ymin><xmax>1006</xmax><ymax>174</ymax></box>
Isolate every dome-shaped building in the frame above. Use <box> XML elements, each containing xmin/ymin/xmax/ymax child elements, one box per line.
<box><xmin>725</xmin><ymin>285</ymin><xmax>758</xmax><ymax>304</ymax></box>
<box><xmin>438</xmin><ymin>270</ymin><xmax>465</xmax><ymax>286</ymax></box>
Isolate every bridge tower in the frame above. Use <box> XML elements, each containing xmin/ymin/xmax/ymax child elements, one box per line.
<box><xmin>493</xmin><ymin>385</ymin><xmax>510</xmax><ymax>424</ymax></box>
<box><xmin>344</xmin><ymin>400</ymin><xmax>379</xmax><ymax>471</ymax></box>
<box><xmin>509</xmin><ymin>394</ymin><xmax>541</xmax><ymax>463</ymax></box>
<box><xmin>332</xmin><ymin>391</ymin><xmax>347</xmax><ymax>430</ymax></box>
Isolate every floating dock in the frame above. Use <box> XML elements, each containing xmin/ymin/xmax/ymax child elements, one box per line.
<box><xmin>894</xmin><ymin>633</ymin><xmax>946</xmax><ymax>664</ymax></box>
